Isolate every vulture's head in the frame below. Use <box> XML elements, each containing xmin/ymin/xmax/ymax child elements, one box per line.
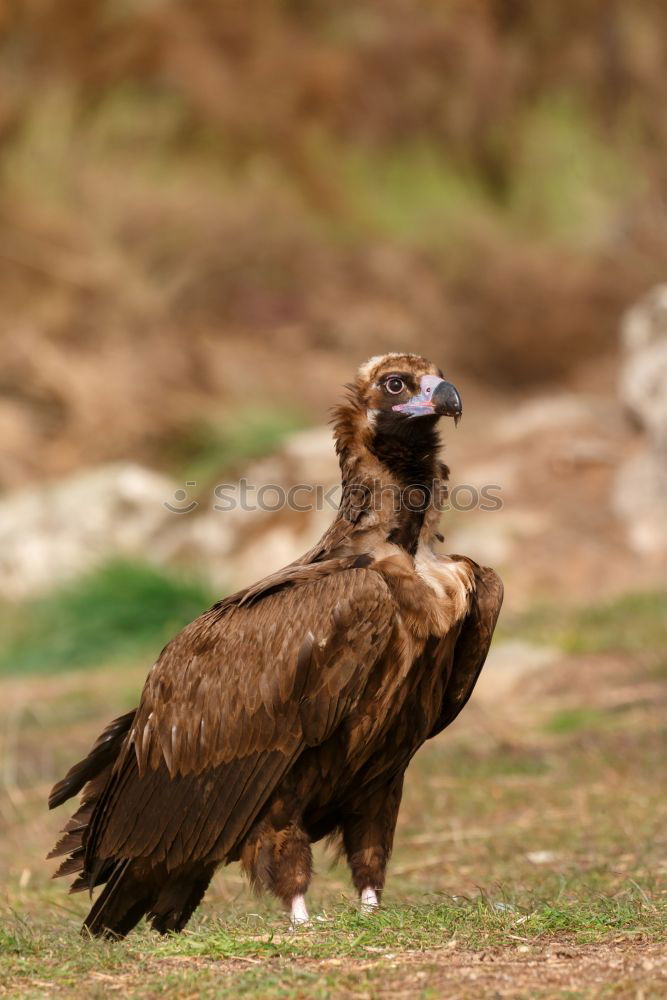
<box><xmin>334</xmin><ymin>353</ymin><xmax>462</xmax><ymax>480</ymax></box>
<box><xmin>356</xmin><ymin>353</ymin><xmax>462</xmax><ymax>426</ymax></box>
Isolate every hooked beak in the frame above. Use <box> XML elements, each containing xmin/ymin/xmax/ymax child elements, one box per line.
<box><xmin>392</xmin><ymin>375</ymin><xmax>462</xmax><ymax>423</ymax></box>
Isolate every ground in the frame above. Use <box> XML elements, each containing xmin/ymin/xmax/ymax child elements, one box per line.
<box><xmin>0</xmin><ymin>587</ymin><xmax>665</xmax><ymax>998</ymax></box>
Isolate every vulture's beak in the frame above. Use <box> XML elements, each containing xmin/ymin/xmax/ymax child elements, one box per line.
<box><xmin>392</xmin><ymin>375</ymin><xmax>462</xmax><ymax>423</ymax></box>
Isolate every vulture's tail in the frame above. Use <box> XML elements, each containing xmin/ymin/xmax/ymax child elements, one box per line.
<box><xmin>48</xmin><ymin>711</ymin><xmax>216</xmax><ymax>938</ymax></box>
<box><xmin>47</xmin><ymin>711</ymin><xmax>136</xmax><ymax>895</ymax></box>
<box><xmin>82</xmin><ymin>858</ymin><xmax>217</xmax><ymax>938</ymax></box>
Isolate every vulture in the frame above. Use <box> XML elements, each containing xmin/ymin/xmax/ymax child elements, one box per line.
<box><xmin>48</xmin><ymin>352</ymin><xmax>503</xmax><ymax>937</ymax></box>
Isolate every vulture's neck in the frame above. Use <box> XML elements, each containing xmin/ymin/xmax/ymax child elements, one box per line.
<box><xmin>333</xmin><ymin>402</ymin><xmax>444</xmax><ymax>557</ymax></box>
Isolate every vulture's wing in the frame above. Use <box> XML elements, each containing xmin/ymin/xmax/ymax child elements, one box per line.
<box><xmin>83</xmin><ymin>566</ymin><xmax>395</xmax><ymax>872</ymax></box>
<box><xmin>428</xmin><ymin>560</ymin><xmax>504</xmax><ymax>739</ymax></box>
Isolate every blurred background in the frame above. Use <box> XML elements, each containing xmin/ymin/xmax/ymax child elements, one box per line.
<box><xmin>0</xmin><ymin>0</ymin><xmax>666</xmax><ymax>951</ymax></box>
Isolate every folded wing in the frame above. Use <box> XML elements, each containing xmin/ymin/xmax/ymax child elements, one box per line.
<box><xmin>429</xmin><ymin>560</ymin><xmax>504</xmax><ymax>739</ymax></box>
<box><xmin>51</xmin><ymin>566</ymin><xmax>396</xmax><ymax>886</ymax></box>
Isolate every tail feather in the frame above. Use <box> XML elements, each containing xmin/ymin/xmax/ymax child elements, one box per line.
<box><xmin>148</xmin><ymin>863</ymin><xmax>217</xmax><ymax>934</ymax></box>
<box><xmin>47</xmin><ymin>830</ymin><xmax>85</xmax><ymax>861</ymax></box>
<box><xmin>48</xmin><ymin>713</ymin><xmax>135</xmax><ymax>891</ymax></box>
<box><xmin>70</xmin><ymin>859</ymin><xmax>116</xmax><ymax>895</ymax></box>
<box><xmin>53</xmin><ymin>850</ymin><xmax>85</xmax><ymax>880</ymax></box>
<box><xmin>82</xmin><ymin>860</ymin><xmax>153</xmax><ymax>938</ymax></box>
<box><xmin>81</xmin><ymin>859</ymin><xmax>217</xmax><ymax>938</ymax></box>
<box><xmin>49</xmin><ymin>710</ymin><xmax>218</xmax><ymax>937</ymax></box>
<box><xmin>49</xmin><ymin>711</ymin><xmax>135</xmax><ymax>810</ymax></box>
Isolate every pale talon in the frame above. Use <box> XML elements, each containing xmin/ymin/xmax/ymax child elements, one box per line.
<box><xmin>360</xmin><ymin>887</ymin><xmax>379</xmax><ymax>912</ymax></box>
<box><xmin>290</xmin><ymin>894</ymin><xmax>310</xmax><ymax>926</ymax></box>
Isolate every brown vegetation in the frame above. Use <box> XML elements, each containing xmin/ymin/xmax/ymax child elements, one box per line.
<box><xmin>0</xmin><ymin>1</ymin><xmax>666</xmax><ymax>485</ymax></box>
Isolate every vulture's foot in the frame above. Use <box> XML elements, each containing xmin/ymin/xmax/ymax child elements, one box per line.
<box><xmin>360</xmin><ymin>887</ymin><xmax>380</xmax><ymax>914</ymax></box>
<box><xmin>289</xmin><ymin>894</ymin><xmax>310</xmax><ymax>927</ymax></box>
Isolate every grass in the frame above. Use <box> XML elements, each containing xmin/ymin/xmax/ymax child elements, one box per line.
<box><xmin>499</xmin><ymin>589</ymin><xmax>667</xmax><ymax>658</ymax></box>
<box><xmin>506</xmin><ymin>94</ymin><xmax>634</xmax><ymax>244</ymax></box>
<box><xmin>1</xmin><ymin>892</ymin><xmax>664</xmax><ymax>995</ymax></box>
<box><xmin>166</xmin><ymin>408</ymin><xmax>309</xmax><ymax>484</ymax></box>
<box><xmin>1</xmin><ymin>884</ymin><xmax>664</xmax><ymax>997</ymax></box>
<box><xmin>324</xmin><ymin>98</ymin><xmax>634</xmax><ymax>251</ymax></box>
<box><xmin>545</xmin><ymin>708</ymin><xmax>610</xmax><ymax>735</ymax></box>
<box><xmin>125</xmin><ymin>894</ymin><xmax>667</xmax><ymax>956</ymax></box>
<box><xmin>317</xmin><ymin>138</ymin><xmax>494</xmax><ymax>246</ymax></box>
<box><xmin>0</xmin><ymin>561</ymin><xmax>214</xmax><ymax>677</ymax></box>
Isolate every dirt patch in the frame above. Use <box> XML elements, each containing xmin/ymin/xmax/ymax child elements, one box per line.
<box><xmin>359</xmin><ymin>939</ymin><xmax>667</xmax><ymax>998</ymax></box>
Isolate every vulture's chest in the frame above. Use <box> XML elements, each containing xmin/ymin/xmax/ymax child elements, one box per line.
<box><xmin>414</xmin><ymin>545</ymin><xmax>472</xmax><ymax>608</ymax></box>
<box><xmin>382</xmin><ymin>544</ymin><xmax>473</xmax><ymax>640</ymax></box>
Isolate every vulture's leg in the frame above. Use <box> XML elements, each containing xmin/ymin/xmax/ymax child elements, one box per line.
<box><xmin>241</xmin><ymin>813</ymin><xmax>313</xmax><ymax>926</ymax></box>
<box><xmin>342</xmin><ymin>773</ymin><xmax>404</xmax><ymax>911</ymax></box>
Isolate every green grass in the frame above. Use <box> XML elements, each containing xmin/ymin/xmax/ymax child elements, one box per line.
<box><xmin>500</xmin><ymin>589</ymin><xmax>667</xmax><ymax>658</ymax></box>
<box><xmin>0</xmin><ymin>560</ymin><xmax>214</xmax><ymax>677</ymax></box>
<box><xmin>301</xmin><ymin>97</ymin><xmax>635</xmax><ymax>251</ymax></box>
<box><xmin>545</xmin><ymin>708</ymin><xmax>611</xmax><ymax>735</ymax></box>
<box><xmin>159</xmin><ymin>893</ymin><xmax>667</xmax><ymax>956</ymax></box>
<box><xmin>1</xmin><ymin>891</ymin><xmax>664</xmax><ymax>998</ymax></box>
<box><xmin>166</xmin><ymin>407</ymin><xmax>309</xmax><ymax>484</ymax></box>
<box><xmin>320</xmin><ymin>138</ymin><xmax>493</xmax><ymax>245</ymax></box>
<box><xmin>506</xmin><ymin>94</ymin><xmax>634</xmax><ymax>244</ymax></box>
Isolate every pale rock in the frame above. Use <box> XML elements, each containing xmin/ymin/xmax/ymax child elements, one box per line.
<box><xmin>614</xmin><ymin>284</ymin><xmax>667</xmax><ymax>556</ymax></box>
<box><xmin>157</xmin><ymin>426</ymin><xmax>339</xmax><ymax>590</ymax></box>
<box><xmin>455</xmin><ymin>458</ymin><xmax>519</xmax><ymax>497</ymax></box>
<box><xmin>525</xmin><ymin>850</ymin><xmax>559</xmax><ymax>865</ymax></box>
<box><xmin>0</xmin><ymin>463</ymin><xmax>178</xmax><ymax>599</ymax></box>
<box><xmin>621</xmin><ymin>283</ymin><xmax>667</xmax><ymax>353</ymax></box>
<box><xmin>474</xmin><ymin>640</ymin><xmax>561</xmax><ymax>700</ymax></box>
<box><xmin>446</xmin><ymin>509</ymin><xmax>547</xmax><ymax>566</ymax></box>
<box><xmin>619</xmin><ymin>284</ymin><xmax>667</xmax><ymax>449</ymax></box>
<box><xmin>612</xmin><ymin>450</ymin><xmax>667</xmax><ymax>557</ymax></box>
<box><xmin>496</xmin><ymin>394</ymin><xmax>594</xmax><ymax>443</ymax></box>
<box><xmin>281</xmin><ymin>426</ymin><xmax>339</xmax><ymax>485</ymax></box>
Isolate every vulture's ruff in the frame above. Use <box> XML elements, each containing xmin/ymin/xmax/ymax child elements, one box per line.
<box><xmin>48</xmin><ymin>353</ymin><xmax>503</xmax><ymax>936</ymax></box>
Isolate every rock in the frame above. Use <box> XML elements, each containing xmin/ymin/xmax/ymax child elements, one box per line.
<box><xmin>621</xmin><ymin>283</ymin><xmax>667</xmax><ymax>352</ymax></box>
<box><xmin>619</xmin><ymin>284</ymin><xmax>667</xmax><ymax>449</ymax></box>
<box><xmin>0</xmin><ymin>464</ymin><xmax>178</xmax><ymax>599</ymax></box>
<box><xmin>496</xmin><ymin>394</ymin><xmax>594</xmax><ymax>443</ymax></box>
<box><xmin>612</xmin><ymin>450</ymin><xmax>667</xmax><ymax>557</ymax></box>
<box><xmin>455</xmin><ymin>458</ymin><xmax>519</xmax><ymax>497</ymax></box>
<box><xmin>0</xmin><ymin>423</ymin><xmax>342</xmax><ymax>600</ymax></box>
<box><xmin>526</xmin><ymin>850</ymin><xmax>559</xmax><ymax>865</ymax></box>
<box><xmin>614</xmin><ymin>284</ymin><xmax>667</xmax><ymax>556</ymax></box>
<box><xmin>222</xmin><ymin>426</ymin><xmax>338</xmax><ymax>499</ymax></box>
<box><xmin>473</xmin><ymin>640</ymin><xmax>562</xmax><ymax>700</ymax></box>
<box><xmin>281</xmin><ymin>426</ymin><xmax>339</xmax><ymax>484</ymax></box>
<box><xmin>157</xmin><ymin>425</ymin><xmax>339</xmax><ymax>590</ymax></box>
<box><xmin>446</xmin><ymin>509</ymin><xmax>547</xmax><ymax>567</ymax></box>
<box><xmin>551</xmin><ymin>436</ymin><xmax>615</xmax><ymax>470</ymax></box>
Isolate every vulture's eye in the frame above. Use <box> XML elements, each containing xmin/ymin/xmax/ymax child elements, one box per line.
<box><xmin>385</xmin><ymin>377</ymin><xmax>405</xmax><ymax>395</ymax></box>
